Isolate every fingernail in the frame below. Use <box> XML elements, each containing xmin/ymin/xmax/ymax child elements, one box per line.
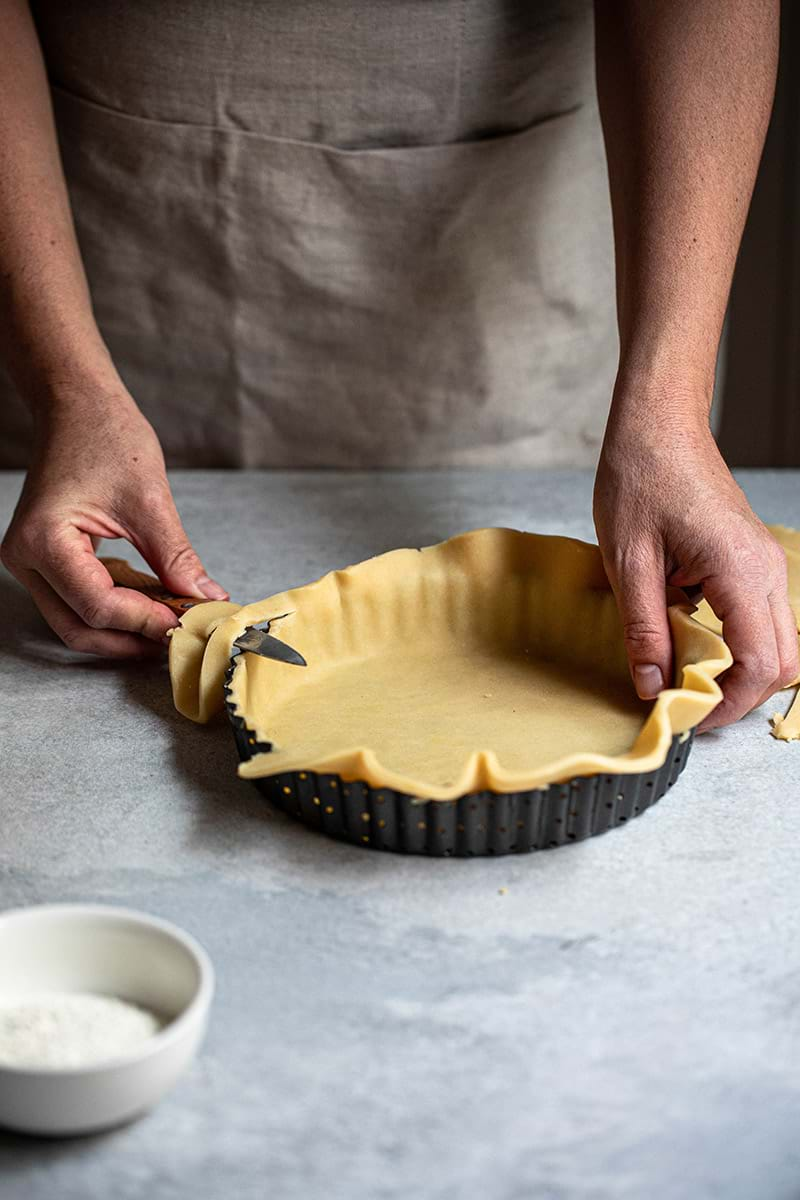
<box><xmin>196</xmin><ymin>575</ymin><xmax>229</xmax><ymax>601</ymax></box>
<box><xmin>633</xmin><ymin>664</ymin><xmax>665</xmax><ymax>699</ymax></box>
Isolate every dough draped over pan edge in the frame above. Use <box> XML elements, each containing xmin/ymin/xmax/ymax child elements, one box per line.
<box><xmin>168</xmin><ymin>528</ymin><xmax>732</xmax><ymax>798</ymax></box>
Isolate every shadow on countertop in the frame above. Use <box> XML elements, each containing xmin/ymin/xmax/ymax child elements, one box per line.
<box><xmin>0</xmin><ymin>570</ymin><xmax>117</xmax><ymax>671</ymax></box>
<box><xmin>0</xmin><ymin>568</ymin><xmax>457</xmax><ymax>877</ymax></box>
<box><xmin>0</xmin><ymin>567</ymin><xmax>285</xmax><ymax>845</ymax></box>
<box><xmin>0</xmin><ymin>1123</ymin><xmax>130</xmax><ymax>1170</ymax></box>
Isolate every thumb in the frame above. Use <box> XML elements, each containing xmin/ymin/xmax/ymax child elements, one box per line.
<box><xmin>134</xmin><ymin>492</ymin><xmax>228</xmax><ymax>601</ymax></box>
<box><xmin>607</xmin><ymin>551</ymin><xmax>673</xmax><ymax>701</ymax></box>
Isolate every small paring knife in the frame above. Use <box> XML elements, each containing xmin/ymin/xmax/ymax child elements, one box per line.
<box><xmin>101</xmin><ymin>557</ymin><xmax>307</xmax><ymax>668</ymax></box>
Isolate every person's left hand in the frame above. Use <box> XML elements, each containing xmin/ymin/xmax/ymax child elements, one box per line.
<box><xmin>593</xmin><ymin>407</ymin><xmax>799</xmax><ymax>730</ymax></box>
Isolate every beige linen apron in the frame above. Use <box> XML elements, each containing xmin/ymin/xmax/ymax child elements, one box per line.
<box><xmin>1</xmin><ymin>0</ymin><xmax>617</xmax><ymax>468</ymax></box>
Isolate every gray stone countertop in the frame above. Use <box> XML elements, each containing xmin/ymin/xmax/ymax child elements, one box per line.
<box><xmin>1</xmin><ymin>468</ymin><xmax>799</xmax><ymax>1200</ymax></box>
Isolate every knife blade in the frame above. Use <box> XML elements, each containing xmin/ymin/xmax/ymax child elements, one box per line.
<box><xmin>233</xmin><ymin>625</ymin><xmax>307</xmax><ymax>667</ymax></box>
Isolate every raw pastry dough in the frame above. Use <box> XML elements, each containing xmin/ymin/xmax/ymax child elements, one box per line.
<box><xmin>170</xmin><ymin>528</ymin><xmax>730</xmax><ymax>799</ymax></box>
<box><xmin>692</xmin><ymin>524</ymin><xmax>800</xmax><ymax>740</ymax></box>
<box><xmin>168</xmin><ymin>600</ymin><xmax>241</xmax><ymax>724</ymax></box>
<box><xmin>771</xmin><ymin>694</ymin><xmax>800</xmax><ymax>741</ymax></box>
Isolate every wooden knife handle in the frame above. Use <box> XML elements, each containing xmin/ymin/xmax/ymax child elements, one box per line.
<box><xmin>100</xmin><ymin>556</ymin><xmax>207</xmax><ymax>615</ymax></box>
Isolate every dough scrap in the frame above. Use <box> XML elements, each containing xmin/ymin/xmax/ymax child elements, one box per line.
<box><xmin>169</xmin><ymin>528</ymin><xmax>730</xmax><ymax>799</ymax></box>
<box><xmin>771</xmin><ymin>693</ymin><xmax>800</xmax><ymax>741</ymax></box>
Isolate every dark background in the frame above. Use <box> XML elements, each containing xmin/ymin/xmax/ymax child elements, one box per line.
<box><xmin>719</xmin><ymin>2</ymin><xmax>800</xmax><ymax>465</ymax></box>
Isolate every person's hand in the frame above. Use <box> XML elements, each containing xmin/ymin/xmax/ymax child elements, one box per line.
<box><xmin>0</xmin><ymin>387</ymin><xmax>228</xmax><ymax>657</ymax></box>
<box><xmin>594</xmin><ymin>409</ymin><xmax>799</xmax><ymax>730</ymax></box>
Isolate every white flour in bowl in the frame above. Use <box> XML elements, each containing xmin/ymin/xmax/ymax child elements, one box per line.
<box><xmin>0</xmin><ymin>993</ymin><xmax>163</xmax><ymax>1069</ymax></box>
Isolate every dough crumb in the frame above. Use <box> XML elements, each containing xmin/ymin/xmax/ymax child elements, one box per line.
<box><xmin>498</xmin><ymin>887</ymin><xmax>508</xmax><ymax>896</ymax></box>
<box><xmin>771</xmin><ymin>713</ymin><xmax>799</xmax><ymax>741</ymax></box>
<box><xmin>771</xmin><ymin>689</ymin><xmax>800</xmax><ymax>740</ymax></box>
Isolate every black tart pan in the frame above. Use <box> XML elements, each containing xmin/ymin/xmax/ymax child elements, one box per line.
<box><xmin>223</xmin><ymin>657</ymin><xmax>694</xmax><ymax>858</ymax></box>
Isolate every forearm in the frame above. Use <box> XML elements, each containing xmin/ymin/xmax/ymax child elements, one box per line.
<box><xmin>0</xmin><ymin>0</ymin><xmax>123</xmax><ymax>416</ymax></box>
<box><xmin>594</xmin><ymin>0</ymin><xmax>779</xmax><ymax>426</ymax></box>
<box><xmin>591</xmin><ymin>1</ymin><xmax>797</xmax><ymax>723</ymax></box>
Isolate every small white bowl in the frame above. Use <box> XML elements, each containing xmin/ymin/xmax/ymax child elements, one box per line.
<box><xmin>0</xmin><ymin>903</ymin><xmax>214</xmax><ymax>1136</ymax></box>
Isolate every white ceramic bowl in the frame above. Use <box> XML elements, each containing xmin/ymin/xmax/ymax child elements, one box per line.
<box><xmin>0</xmin><ymin>903</ymin><xmax>214</xmax><ymax>1136</ymax></box>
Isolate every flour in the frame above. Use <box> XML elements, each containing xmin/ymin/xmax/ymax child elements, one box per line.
<box><xmin>0</xmin><ymin>992</ymin><xmax>163</xmax><ymax>1069</ymax></box>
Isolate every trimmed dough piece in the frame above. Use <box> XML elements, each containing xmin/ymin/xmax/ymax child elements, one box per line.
<box><xmin>771</xmin><ymin>693</ymin><xmax>800</xmax><ymax>741</ymax></box>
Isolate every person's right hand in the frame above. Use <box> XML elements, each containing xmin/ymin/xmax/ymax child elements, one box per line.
<box><xmin>0</xmin><ymin>388</ymin><xmax>228</xmax><ymax>657</ymax></box>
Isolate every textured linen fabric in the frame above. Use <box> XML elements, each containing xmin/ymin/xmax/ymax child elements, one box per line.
<box><xmin>0</xmin><ymin>0</ymin><xmax>618</xmax><ymax>468</ymax></box>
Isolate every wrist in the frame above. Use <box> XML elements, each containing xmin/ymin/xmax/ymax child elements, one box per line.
<box><xmin>606</xmin><ymin>367</ymin><xmax>714</xmax><ymax>444</ymax></box>
<box><xmin>27</xmin><ymin>363</ymin><xmax>138</xmax><ymax>426</ymax></box>
<box><xmin>25</xmin><ymin>371</ymin><xmax>145</xmax><ymax>467</ymax></box>
<box><xmin>615</xmin><ymin>331</ymin><xmax>718</xmax><ymax>414</ymax></box>
<box><xmin>3</xmin><ymin>313</ymin><xmax>126</xmax><ymax>417</ymax></box>
<box><xmin>599</xmin><ymin>377</ymin><xmax>719</xmax><ymax>487</ymax></box>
